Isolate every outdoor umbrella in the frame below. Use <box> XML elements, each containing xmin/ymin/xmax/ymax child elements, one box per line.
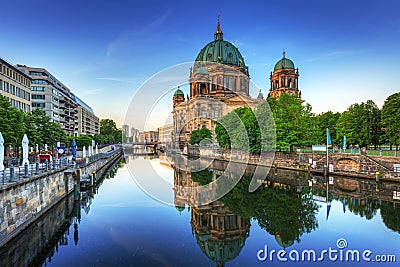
<box><xmin>72</xmin><ymin>139</ymin><xmax>77</xmax><ymax>161</ymax></box>
<box><xmin>0</xmin><ymin>132</ymin><xmax>4</xmax><ymax>171</ymax></box>
<box><xmin>22</xmin><ymin>134</ymin><xmax>29</xmax><ymax>166</ymax></box>
<box><xmin>83</xmin><ymin>146</ymin><xmax>86</xmax><ymax>158</ymax></box>
<box><xmin>95</xmin><ymin>145</ymin><xmax>98</xmax><ymax>155</ymax></box>
<box><xmin>88</xmin><ymin>145</ymin><xmax>92</xmax><ymax>157</ymax></box>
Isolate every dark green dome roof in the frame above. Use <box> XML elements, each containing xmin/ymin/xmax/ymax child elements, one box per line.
<box><xmin>274</xmin><ymin>52</ymin><xmax>295</xmax><ymax>71</ymax></box>
<box><xmin>195</xmin><ymin>40</ymin><xmax>246</xmax><ymax>68</ymax></box>
<box><xmin>174</xmin><ymin>88</ymin><xmax>184</xmax><ymax>95</ymax></box>
<box><xmin>195</xmin><ymin>17</ymin><xmax>247</xmax><ymax>70</ymax></box>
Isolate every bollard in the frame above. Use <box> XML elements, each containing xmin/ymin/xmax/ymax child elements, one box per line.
<box><xmin>24</xmin><ymin>163</ymin><xmax>28</xmax><ymax>177</ymax></box>
<box><xmin>74</xmin><ymin>183</ymin><xmax>79</xmax><ymax>199</ymax></box>
<box><xmin>45</xmin><ymin>160</ymin><xmax>49</xmax><ymax>172</ymax></box>
<box><xmin>35</xmin><ymin>162</ymin><xmax>39</xmax><ymax>174</ymax></box>
<box><xmin>376</xmin><ymin>171</ymin><xmax>380</xmax><ymax>182</ymax></box>
<box><xmin>10</xmin><ymin>165</ymin><xmax>14</xmax><ymax>182</ymax></box>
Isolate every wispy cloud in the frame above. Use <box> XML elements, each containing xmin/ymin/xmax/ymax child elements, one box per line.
<box><xmin>106</xmin><ymin>9</ymin><xmax>173</xmax><ymax>57</ymax></box>
<box><xmin>79</xmin><ymin>88</ymin><xmax>103</xmax><ymax>96</ymax></box>
<box><xmin>97</xmin><ymin>77</ymin><xmax>145</xmax><ymax>84</ymax></box>
<box><xmin>300</xmin><ymin>50</ymin><xmax>368</xmax><ymax>63</ymax></box>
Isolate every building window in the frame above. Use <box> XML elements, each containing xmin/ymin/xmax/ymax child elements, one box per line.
<box><xmin>32</xmin><ymin>94</ymin><xmax>45</xmax><ymax>100</ymax></box>
<box><xmin>3</xmin><ymin>82</ymin><xmax>8</xmax><ymax>92</ymax></box>
<box><xmin>10</xmin><ymin>85</ymin><xmax>15</xmax><ymax>95</ymax></box>
<box><xmin>32</xmin><ymin>79</ymin><xmax>48</xmax><ymax>85</ymax></box>
<box><xmin>29</xmin><ymin>71</ymin><xmax>44</xmax><ymax>76</ymax></box>
<box><xmin>0</xmin><ymin>79</ymin><xmax>2</xmax><ymax>90</ymax></box>
<box><xmin>201</xmin><ymin>110</ymin><xmax>207</xmax><ymax>118</ymax></box>
<box><xmin>31</xmin><ymin>86</ymin><xmax>45</xmax><ymax>91</ymax></box>
<box><xmin>32</xmin><ymin>103</ymin><xmax>45</xmax><ymax>108</ymax></box>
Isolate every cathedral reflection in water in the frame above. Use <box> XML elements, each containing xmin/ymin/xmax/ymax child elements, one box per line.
<box><xmin>173</xmin><ymin>164</ymin><xmax>250</xmax><ymax>267</ymax></box>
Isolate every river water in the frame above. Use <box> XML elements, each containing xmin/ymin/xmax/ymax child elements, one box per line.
<box><xmin>1</xmin><ymin>154</ymin><xmax>399</xmax><ymax>266</ymax></box>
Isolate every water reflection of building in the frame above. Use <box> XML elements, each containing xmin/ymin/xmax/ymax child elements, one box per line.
<box><xmin>191</xmin><ymin>202</ymin><xmax>250</xmax><ymax>267</ymax></box>
<box><xmin>173</xmin><ymin>166</ymin><xmax>250</xmax><ymax>266</ymax></box>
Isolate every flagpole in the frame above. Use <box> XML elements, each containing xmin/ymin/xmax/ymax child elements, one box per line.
<box><xmin>326</xmin><ymin>128</ymin><xmax>329</xmax><ymax>176</ymax></box>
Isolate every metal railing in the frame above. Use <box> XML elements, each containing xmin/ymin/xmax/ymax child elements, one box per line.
<box><xmin>0</xmin><ymin>147</ymin><xmax>122</xmax><ymax>186</ymax></box>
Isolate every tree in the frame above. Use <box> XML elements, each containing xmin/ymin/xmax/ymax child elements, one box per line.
<box><xmin>336</xmin><ymin>100</ymin><xmax>381</xmax><ymax>148</ymax></box>
<box><xmin>74</xmin><ymin>135</ymin><xmax>93</xmax><ymax>148</ymax></box>
<box><xmin>316</xmin><ymin>111</ymin><xmax>340</xmax><ymax>145</ymax></box>
<box><xmin>381</xmin><ymin>92</ymin><xmax>400</xmax><ymax>151</ymax></box>
<box><xmin>267</xmin><ymin>94</ymin><xmax>316</xmax><ymax>152</ymax></box>
<box><xmin>98</xmin><ymin>119</ymin><xmax>122</xmax><ymax>144</ymax></box>
<box><xmin>190</xmin><ymin>127</ymin><xmax>212</xmax><ymax>145</ymax></box>
<box><xmin>215</xmin><ymin>106</ymin><xmax>261</xmax><ymax>153</ymax></box>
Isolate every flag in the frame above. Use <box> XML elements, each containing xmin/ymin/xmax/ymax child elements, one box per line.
<box><xmin>326</xmin><ymin>203</ymin><xmax>331</xmax><ymax>220</ymax></box>
<box><xmin>343</xmin><ymin>136</ymin><xmax>346</xmax><ymax>150</ymax></box>
<box><xmin>342</xmin><ymin>200</ymin><xmax>346</xmax><ymax>214</ymax></box>
<box><xmin>327</xmin><ymin>128</ymin><xmax>332</xmax><ymax>146</ymax></box>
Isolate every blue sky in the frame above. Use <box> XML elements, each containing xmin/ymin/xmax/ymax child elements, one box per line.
<box><xmin>2</xmin><ymin>0</ymin><xmax>400</xmax><ymax>128</ymax></box>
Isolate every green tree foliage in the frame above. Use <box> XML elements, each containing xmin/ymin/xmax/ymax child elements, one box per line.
<box><xmin>336</xmin><ymin>100</ymin><xmax>381</xmax><ymax>148</ymax></box>
<box><xmin>215</xmin><ymin>107</ymin><xmax>261</xmax><ymax>153</ymax></box>
<box><xmin>219</xmin><ymin>176</ymin><xmax>319</xmax><ymax>246</ymax></box>
<box><xmin>0</xmin><ymin>95</ymin><xmax>67</xmax><ymax>152</ymax></box>
<box><xmin>267</xmin><ymin>94</ymin><xmax>316</xmax><ymax>151</ymax></box>
<box><xmin>316</xmin><ymin>111</ymin><xmax>340</xmax><ymax>144</ymax></box>
<box><xmin>190</xmin><ymin>127</ymin><xmax>212</xmax><ymax>145</ymax></box>
<box><xmin>68</xmin><ymin>135</ymin><xmax>93</xmax><ymax>148</ymax></box>
<box><xmin>380</xmin><ymin>201</ymin><xmax>400</xmax><ymax>233</ymax></box>
<box><xmin>191</xmin><ymin>170</ymin><xmax>213</xmax><ymax>185</ymax></box>
<box><xmin>96</xmin><ymin>118</ymin><xmax>122</xmax><ymax>144</ymax></box>
<box><xmin>255</xmin><ymin>101</ymin><xmax>276</xmax><ymax>151</ymax></box>
<box><xmin>381</xmin><ymin>92</ymin><xmax>400</xmax><ymax>150</ymax></box>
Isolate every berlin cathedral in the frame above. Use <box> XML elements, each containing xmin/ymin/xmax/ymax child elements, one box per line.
<box><xmin>172</xmin><ymin>16</ymin><xmax>301</xmax><ymax>147</ymax></box>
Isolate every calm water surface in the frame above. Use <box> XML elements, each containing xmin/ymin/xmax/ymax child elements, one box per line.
<box><xmin>5</xmin><ymin>155</ymin><xmax>400</xmax><ymax>266</ymax></box>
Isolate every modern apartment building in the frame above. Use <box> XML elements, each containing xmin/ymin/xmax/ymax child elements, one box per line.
<box><xmin>71</xmin><ymin>93</ymin><xmax>99</xmax><ymax>136</ymax></box>
<box><xmin>0</xmin><ymin>58</ymin><xmax>31</xmax><ymax>112</ymax></box>
<box><xmin>16</xmin><ymin>65</ymin><xmax>78</xmax><ymax>136</ymax></box>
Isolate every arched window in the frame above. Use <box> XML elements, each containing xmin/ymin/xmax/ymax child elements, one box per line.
<box><xmin>288</xmin><ymin>78</ymin><xmax>292</xmax><ymax>88</ymax></box>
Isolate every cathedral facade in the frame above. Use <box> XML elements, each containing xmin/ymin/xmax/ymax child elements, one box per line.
<box><xmin>172</xmin><ymin>17</ymin><xmax>300</xmax><ymax>147</ymax></box>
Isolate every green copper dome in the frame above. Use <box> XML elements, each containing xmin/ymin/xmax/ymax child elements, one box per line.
<box><xmin>195</xmin><ymin>17</ymin><xmax>247</xmax><ymax>71</ymax></box>
<box><xmin>174</xmin><ymin>88</ymin><xmax>184</xmax><ymax>95</ymax></box>
<box><xmin>195</xmin><ymin>40</ymin><xmax>246</xmax><ymax>68</ymax></box>
<box><xmin>274</xmin><ymin>52</ymin><xmax>295</xmax><ymax>71</ymax></box>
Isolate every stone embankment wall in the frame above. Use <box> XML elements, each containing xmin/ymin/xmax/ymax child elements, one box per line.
<box><xmin>187</xmin><ymin>147</ymin><xmax>400</xmax><ymax>179</ymax></box>
<box><xmin>0</xmin><ymin>149</ymin><xmax>122</xmax><ymax>247</ymax></box>
<box><xmin>0</xmin><ymin>195</ymin><xmax>75</xmax><ymax>267</ymax></box>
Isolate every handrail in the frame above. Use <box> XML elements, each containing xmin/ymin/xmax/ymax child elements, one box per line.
<box><xmin>0</xmin><ymin>148</ymin><xmax>122</xmax><ymax>186</ymax></box>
